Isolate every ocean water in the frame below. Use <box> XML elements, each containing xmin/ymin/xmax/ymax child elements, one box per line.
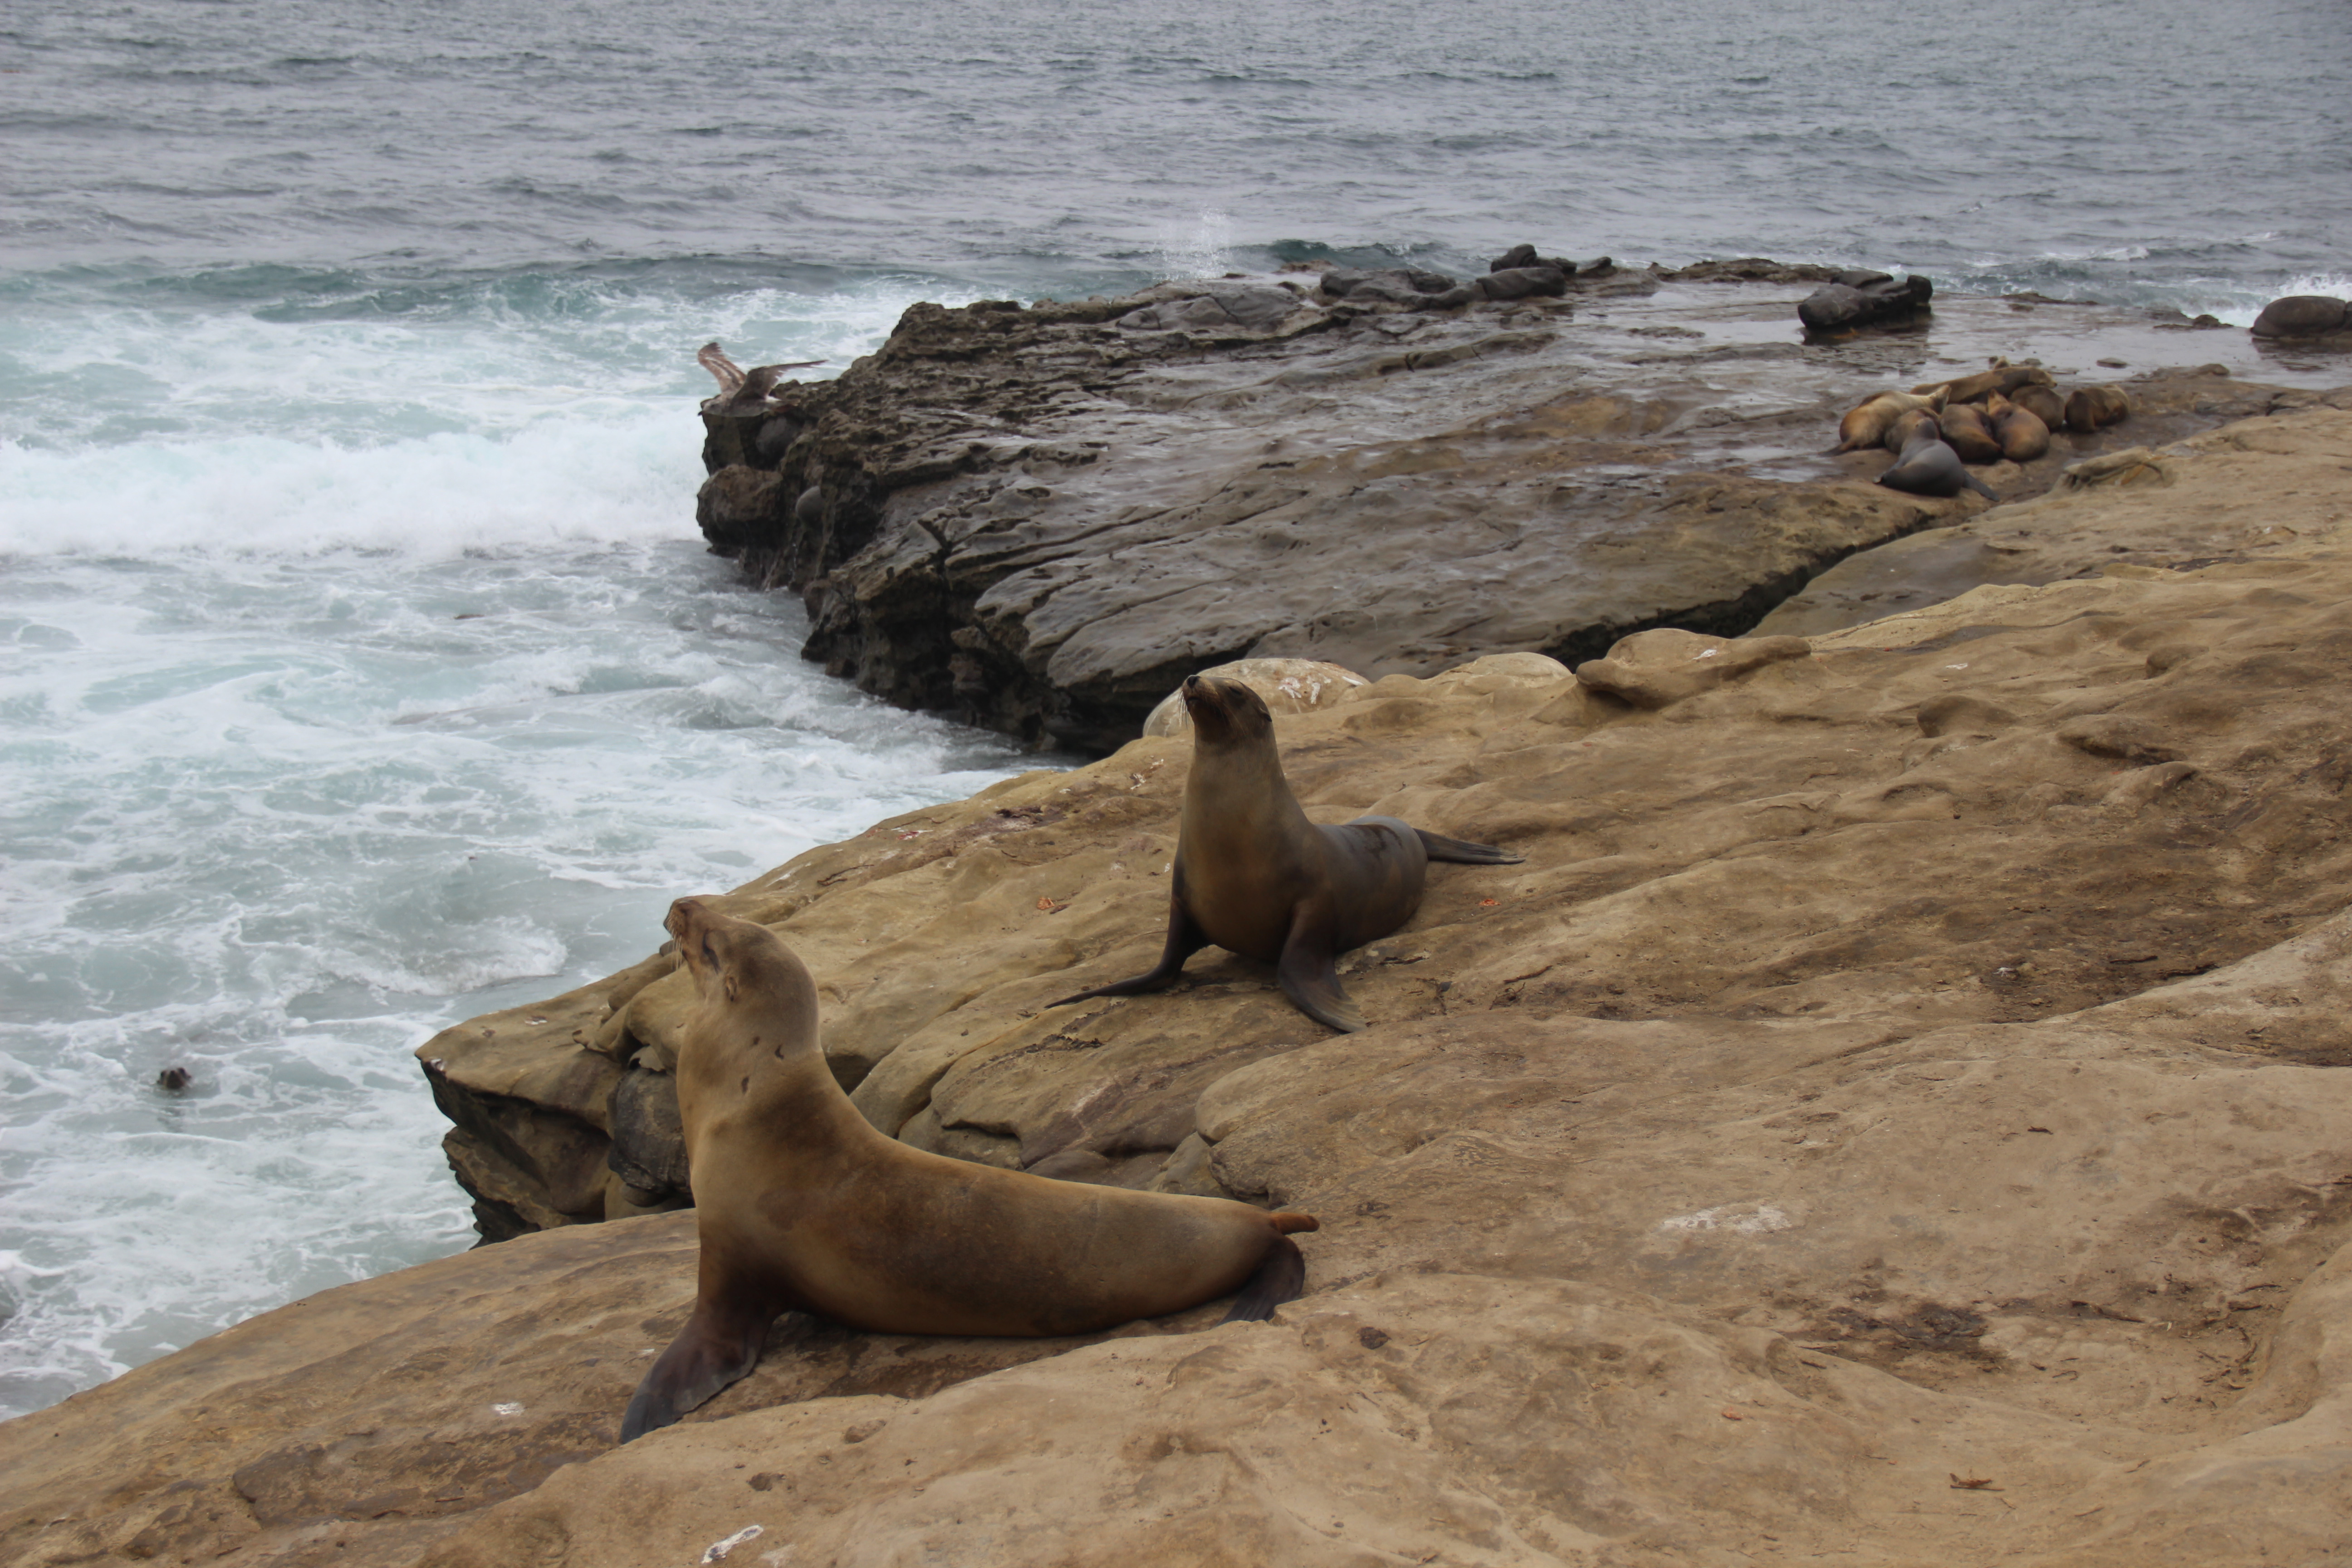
<box><xmin>2</xmin><ymin>0</ymin><xmax>2346</xmax><ymax>1421</ymax></box>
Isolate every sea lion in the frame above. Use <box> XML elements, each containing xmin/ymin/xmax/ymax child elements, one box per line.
<box><xmin>1836</xmin><ymin>389</ymin><xmax>1948</xmax><ymax>453</ymax></box>
<box><xmin>1986</xmin><ymin>394</ymin><xmax>2051</xmax><ymax>462</ymax></box>
<box><xmin>1049</xmin><ymin>675</ymin><xmax>1522</xmax><ymax>1033</ymax></box>
<box><xmin>1937</xmin><ymin>402</ymin><xmax>2004</xmax><ymax>465</ymax></box>
<box><xmin>622</xmin><ymin>899</ymin><xmax>1319</xmax><ymax>1443</ymax></box>
<box><xmin>1877</xmin><ymin>427</ymin><xmax>1998</xmax><ymax>501</ymax></box>
<box><xmin>2065</xmin><ymin>384</ymin><xmax>2132</xmax><ymax>433</ymax></box>
<box><xmin>1882</xmin><ymin>407</ymin><xmax>1940</xmax><ymax>453</ymax></box>
<box><xmin>2011</xmin><ymin>383</ymin><xmax>2066</xmax><ymax>430</ymax></box>
<box><xmin>1912</xmin><ymin>362</ymin><xmax>2054</xmax><ymax>405</ymax></box>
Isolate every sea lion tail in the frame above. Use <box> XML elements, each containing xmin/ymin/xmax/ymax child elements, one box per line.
<box><xmin>1219</xmin><ymin>1235</ymin><xmax>1308</xmax><ymax>1324</ymax></box>
<box><xmin>1416</xmin><ymin>829</ymin><xmax>1525</xmax><ymax>865</ymax></box>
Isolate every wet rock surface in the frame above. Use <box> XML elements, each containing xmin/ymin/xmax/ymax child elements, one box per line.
<box><xmin>14</xmin><ymin>406</ymin><xmax>2352</xmax><ymax>1566</ymax></box>
<box><xmin>698</xmin><ymin>265</ymin><xmax>2343</xmax><ymax>751</ymax></box>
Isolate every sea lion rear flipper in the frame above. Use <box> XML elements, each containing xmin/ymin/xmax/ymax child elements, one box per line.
<box><xmin>620</xmin><ymin>1293</ymin><xmax>774</xmax><ymax>1443</ymax></box>
<box><xmin>1218</xmin><ymin>1235</ymin><xmax>1308</xmax><ymax>1324</ymax></box>
<box><xmin>1965</xmin><ymin>474</ymin><xmax>2000</xmax><ymax>502</ymax></box>
<box><xmin>1415</xmin><ymin>829</ymin><xmax>1524</xmax><ymax>865</ymax></box>
<box><xmin>1047</xmin><ymin>889</ymin><xmax>1210</xmax><ymax>1008</ymax></box>
<box><xmin>1277</xmin><ymin>904</ymin><xmax>1363</xmax><ymax>1033</ymax></box>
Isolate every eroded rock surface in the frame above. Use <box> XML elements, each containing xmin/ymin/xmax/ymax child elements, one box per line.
<box><xmin>12</xmin><ymin>406</ymin><xmax>2352</xmax><ymax>1567</ymax></box>
<box><xmin>705</xmin><ymin>267</ymin><xmax>2335</xmax><ymax>751</ymax></box>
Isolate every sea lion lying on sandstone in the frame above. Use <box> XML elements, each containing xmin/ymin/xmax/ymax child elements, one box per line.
<box><xmin>1049</xmin><ymin>675</ymin><xmax>1522</xmax><ymax>1033</ymax></box>
<box><xmin>1986</xmin><ymin>393</ymin><xmax>2052</xmax><ymax>462</ymax></box>
<box><xmin>621</xmin><ymin>899</ymin><xmax>1319</xmax><ymax>1442</ymax></box>
<box><xmin>1836</xmin><ymin>389</ymin><xmax>1948</xmax><ymax>453</ymax></box>
<box><xmin>1937</xmin><ymin>402</ymin><xmax>2004</xmax><ymax>465</ymax></box>
<box><xmin>1877</xmin><ymin>425</ymin><xmax>1997</xmax><ymax>501</ymax></box>
<box><xmin>2065</xmin><ymin>384</ymin><xmax>2132</xmax><ymax>434</ymax></box>
<box><xmin>1911</xmin><ymin>361</ymin><xmax>2053</xmax><ymax>406</ymax></box>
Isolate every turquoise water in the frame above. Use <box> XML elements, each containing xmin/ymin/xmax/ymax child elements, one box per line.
<box><xmin>2</xmin><ymin>0</ymin><xmax>2346</xmax><ymax>1420</ymax></box>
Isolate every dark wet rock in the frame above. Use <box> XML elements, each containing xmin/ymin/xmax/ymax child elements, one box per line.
<box><xmin>1316</xmin><ymin>265</ymin><xmax>1460</xmax><ymax>303</ymax></box>
<box><xmin>1799</xmin><ymin>274</ymin><xmax>1934</xmax><ymax>333</ymax></box>
<box><xmin>2253</xmin><ymin>295</ymin><xmax>2351</xmax><ymax>339</ymax></box>
<box><xmin>689</xmin><ymin>275</ymin><xmax>2332</xmax><ymax>756</ymax></box>
<box><xmin>1473</xmin><ymin>265</ymin><xmax>1568</xmax><ymax>301</ymax></box>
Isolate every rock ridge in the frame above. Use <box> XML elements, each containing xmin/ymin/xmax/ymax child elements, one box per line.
<box><xmin>696</xmin><ymin>262</ymin><xmax>2333</xmax><ymax>752</ymax></box>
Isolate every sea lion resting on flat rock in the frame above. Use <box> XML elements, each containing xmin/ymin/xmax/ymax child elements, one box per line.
<box><xmin>1837</xmin><ymin>388</ymin><xmax>1947</xmax><ymax>452</ymax></box>
<box><xmin>1936</xmin><ymin>402</ymin><xmax>2004</xmax><ymax>465</ymax></box>
<box><xmin>1986</xmin><ymin>393</ymin><xmax>2051</xmax><ymax>462</ymax></box>
<box><xmin>2066</xmin><ymin>384</ymin><xmax>2132</xmax><ymax>434</ymax></box>
<box><xmin>1878</xmin><ymin>425</ymin><xmax>1997</xmax><ymax>501</ymax></box>
<box><xmin>622</xmin><ymin>898</ymin><xmax>1318</xmax><ymax>1442</ymax></box>
<box><xmin>1051</xmin><ymin>674</ymin><xmax>1523</xmax><ymax>1033</ymax></box>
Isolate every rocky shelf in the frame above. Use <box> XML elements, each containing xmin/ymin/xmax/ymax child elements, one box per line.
<box><xmin>695</xmin><ymin>256</ymin><xmax>2339</xmax><ymax>751</ymax></box>
<box><xmin>15</xmin><ymin>402</ymin><xmax>2352</xmax><ymax>1566</ymax></box>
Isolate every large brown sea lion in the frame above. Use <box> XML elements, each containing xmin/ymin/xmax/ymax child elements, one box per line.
<box><xmin>1877</xmin><ymin>426</ymin><xmax>1998</xmax><ymax>501</ymax></box>
<box><xmin>1049</xmin><ymin>675</ymin><xmax>1522</xmax><ymax>1033</ymax></box>
<box><xmin>1912</xmin><ymin>362</ymin><xmax>2054</xmax><ymax>405</ymax></box>
<box><xmin>2011</xmin><ymin>383</ymin><xmax>2066</xmax><ymax>431</ymax></box>
<box><xmin>1836</xmin><ymin>389</ymin><xmax>1947</xmax><ymax>452</ymax></box>
<box><xmin>621</xmin><ymin>899</ymin><xmax>1319</xmax><ymax>1442</ymax></box>
<box><xmin>1937</xmin><ymin>402</ymin><xmax>2004</xmax><ymax>465</ymax></box>
<box><xmin>2065</xmin><ymin>384</ymin><xmax>2132</xmax><ymax>434</ymax></box>
<box><xmin>1882</xmin><ymin>407</ymin><xmax>1941</xmax><ymax>453</ymax></box>
<box><xmin>1986</xmin><ymin>393</ymin><xmax>2051</xmax><ymax>462</ymax></box>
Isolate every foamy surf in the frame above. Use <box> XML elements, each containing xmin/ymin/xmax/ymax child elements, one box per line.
<box><xmin>0</xmin><ymin>265</ymin><xmax>1053</xmax><ymax>1420</ymax></box>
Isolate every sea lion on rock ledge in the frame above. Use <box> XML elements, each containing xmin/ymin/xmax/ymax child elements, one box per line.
<box><xmin>1049</xmin><ymin>674</ymin><xmax>1523</xmax><ymax>1033</ymax></box>
<box><xmin>1877</xmin><ymin>426</ymin><xmax>1997</xmax><ymax>501</ymax></box>
<box><xmin>621</xmin><ymin>898</ymin><xmax>1318</xmax><ymax>1442</ymax></box>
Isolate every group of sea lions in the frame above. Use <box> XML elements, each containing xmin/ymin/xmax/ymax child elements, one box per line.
<box><xmin>621</xmin><ymin>674</ymin><xmax>1522</xmax><ymax>1441</ymax></box>
<box><xmin>1836</xmin><ymin>359</ymin><xmax>2134</xmax><ymax>501</ymax></box>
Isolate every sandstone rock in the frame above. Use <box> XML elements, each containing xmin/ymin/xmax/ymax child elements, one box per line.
<box><xmin>29</xmin><ymin>477</ymin><xmax>2352</xmax><ymax>1559</ymax></box>
<box><xmin>2251</xmin><ymin>294</ymin><xmax>2350</xmax><ymax>338</ymax></box>
<box><xmin>1757</xmin><ymin>396</ymin><xmax>2352</xmax><ymax>637</ymax></box>
<box><xmin>1138</xmin><ymin>656</ymin><xmax>1370</xmax><ymax>737</ymax></box>
<box><xmin>1573</xmin><ymin>626</ymin><xmax>1811</xmax><ymax>709</ymax></box>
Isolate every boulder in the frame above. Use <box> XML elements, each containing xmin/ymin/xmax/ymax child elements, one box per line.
<box><xmin>1798</xmin><ymin>272</ymin><xmax>1934</xmax><ymax>333</ymax></box>
<box><xmin>2251</xmin><ymin>294</ymin><xmax>2350</xmax><ymax>338</ymax></box>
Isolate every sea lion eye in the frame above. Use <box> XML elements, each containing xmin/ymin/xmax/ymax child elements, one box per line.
<box><xmin>702</xmin><ymin>940</ymin><xmax>718</xmax><ymax>967</ymax></box>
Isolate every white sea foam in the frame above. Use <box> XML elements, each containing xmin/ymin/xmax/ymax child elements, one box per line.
<box><xmin>0</xmin><ymin>273</ymin><xmax>1052</xmax><ymax>1419</ymax></box>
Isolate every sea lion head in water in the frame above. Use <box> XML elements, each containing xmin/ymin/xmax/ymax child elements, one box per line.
<box><xmin>621</xmin><ymin>899</ymin><xmax>1319</xmax><ymax>1443</ymax></box>
<box><xmin>1049</xmin><ymin>675</ymin><xmax>1521</xmax><ymax>1032</ymax></box>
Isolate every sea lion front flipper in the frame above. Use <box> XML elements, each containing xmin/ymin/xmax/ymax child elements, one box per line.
<box><xmin>1046</xmin><ymin>883</ymin><xmax>1210</xmax><ymax>1008</ymax></box>
<box><xmin>1218</xmin><ymin>1235</ymin><xmax>1308</xmax><ymax>1324</ymax></box>
<box><xmin>1276</xmin><ymin>902</ymin><xmax>1363</xmax><ymax>1033</ymax></box>
<box><xmin>1415</xmin><ymin>829</ymin><xmax>1524</xmax><ymax>865</ymax></box>
<box><xmin>620</xmin><ymin>1290</ymin><xmax>774</xmax><ymax>1443</ymax></box>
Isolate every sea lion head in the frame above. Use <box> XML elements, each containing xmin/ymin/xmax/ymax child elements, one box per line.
<box><xmin>1180</xmin><ymin>675</ymin><xmax>1275</xmax><ymax>750</ymax></box>
<box><xmin>665</xmin><ymin>897</ymin><xmax>800</xmax><ymax>1008</ymax></box>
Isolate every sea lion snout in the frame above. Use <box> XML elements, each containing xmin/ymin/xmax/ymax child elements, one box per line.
<box><xmin>1180</xmin><ymin>675</ymin><xmax>1271</xmax><ymax>743</ymax></box>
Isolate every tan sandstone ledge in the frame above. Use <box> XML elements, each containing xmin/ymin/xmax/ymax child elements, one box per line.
<box><xmin>9</xmin><ymin>405</ymin><xmax>2352</xmax><ymax>1566</ymax></box>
